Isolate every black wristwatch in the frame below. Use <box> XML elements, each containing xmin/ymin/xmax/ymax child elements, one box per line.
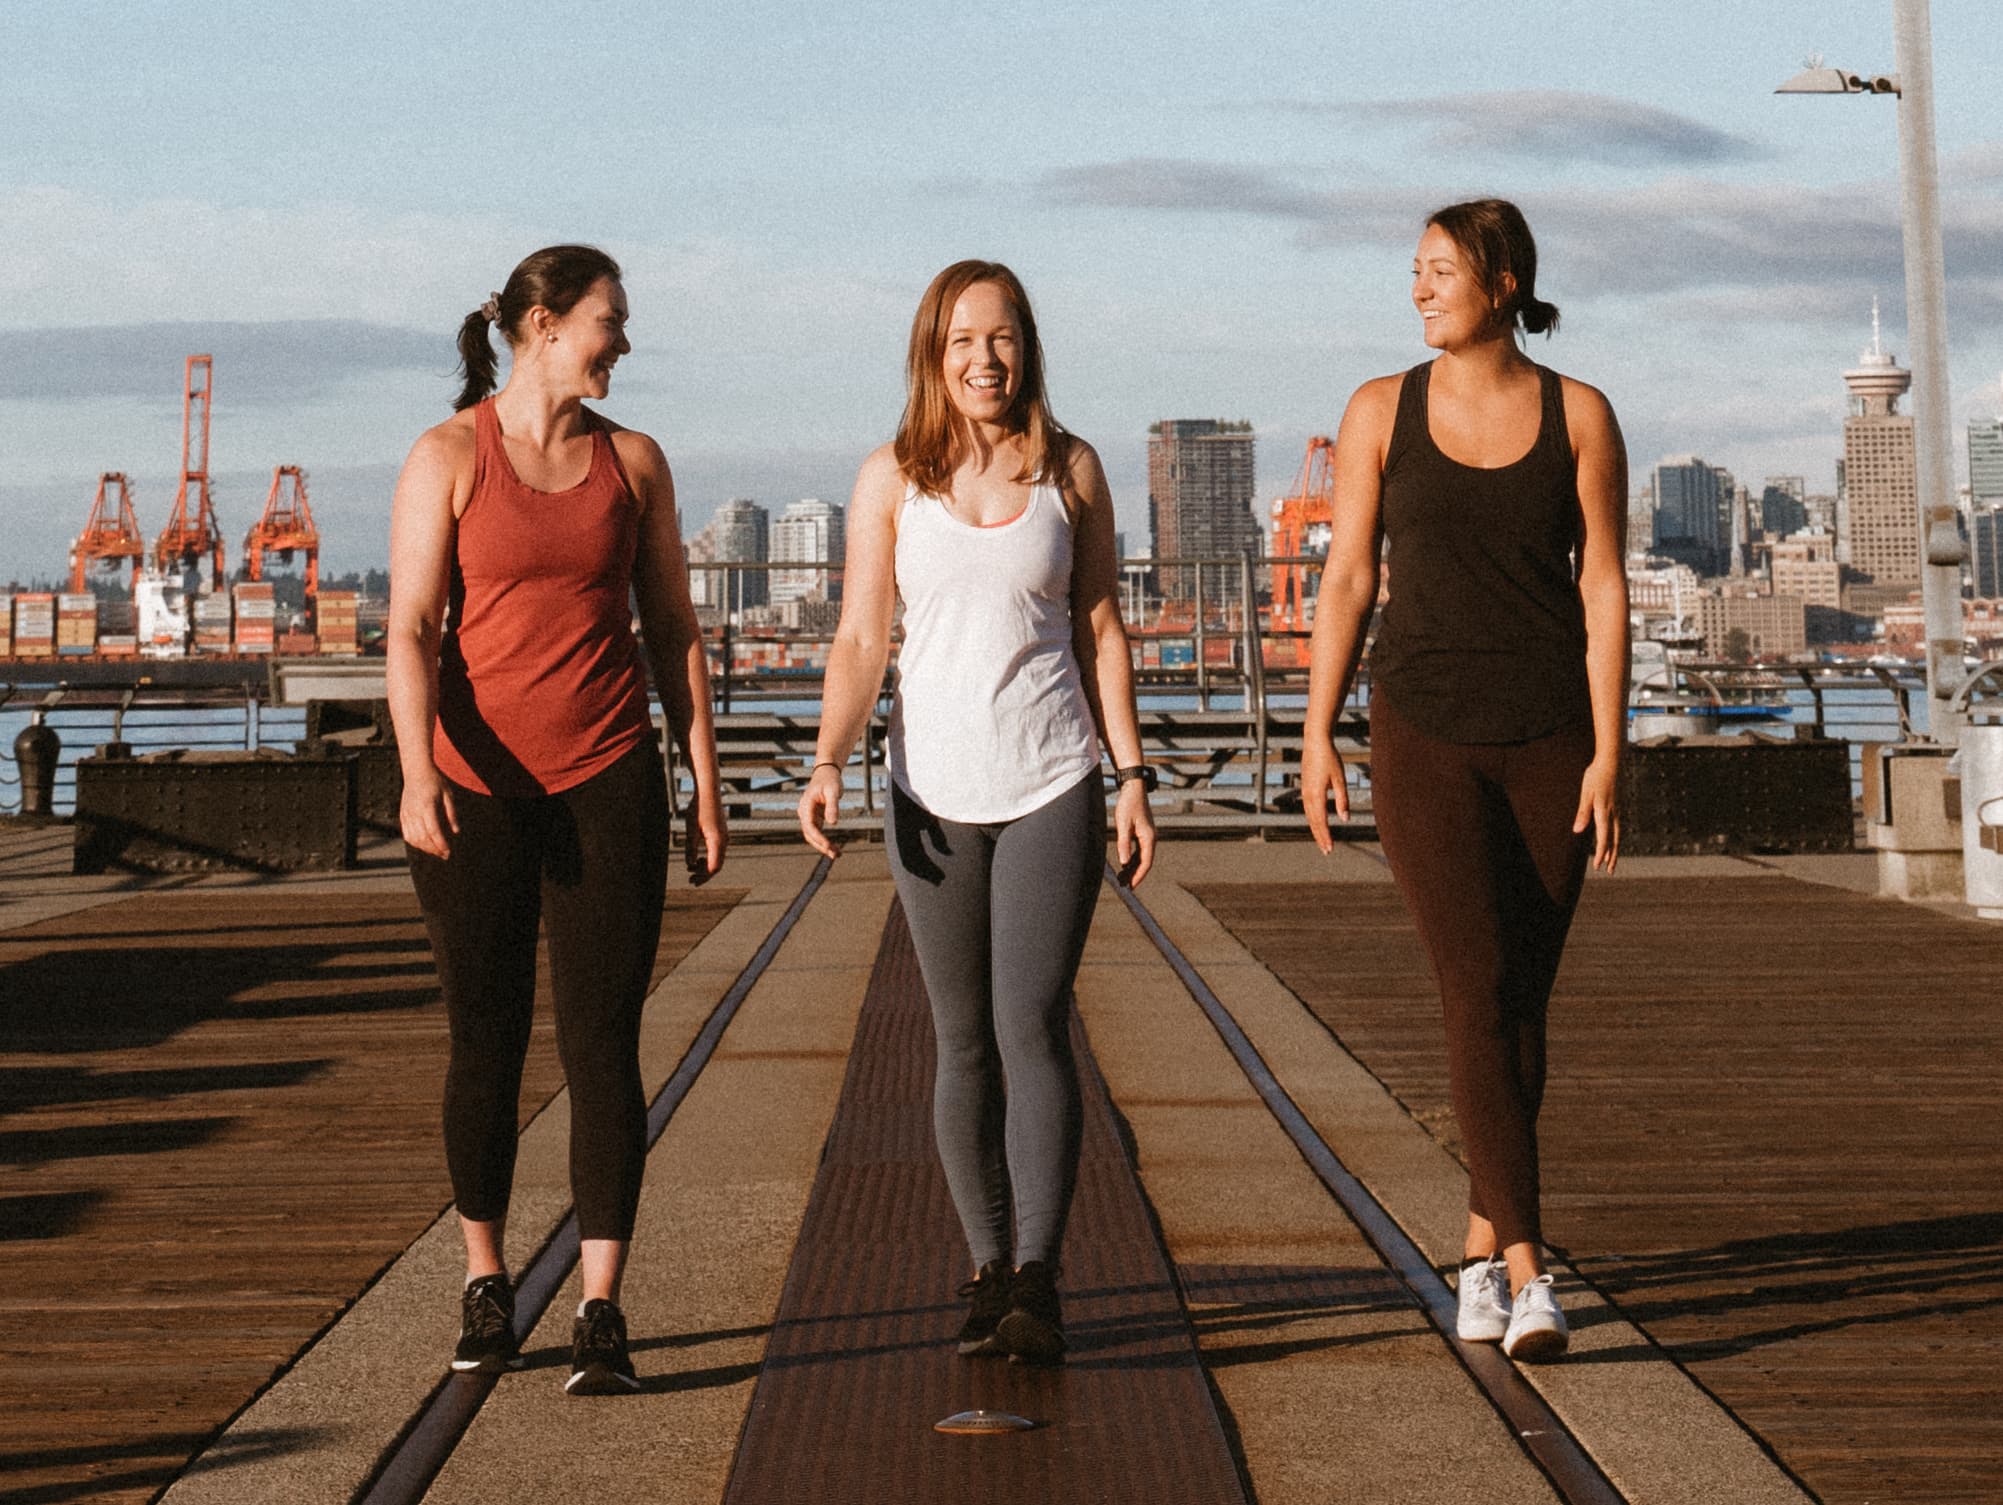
<box><xmin>1113</xmin><ymin>764</ymin><xmax>1158</xmax><ymax>792</ymax></box>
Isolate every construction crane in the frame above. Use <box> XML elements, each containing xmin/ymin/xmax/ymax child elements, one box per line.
<box><xmin>1269</xmin><ymin>435</ymin><xmax>1337</xmax><ymax>635</ymax></box>
<box><xmin>151</xmin><ymin>354</ymin><xmax>225</xmax><ymax>589</ymax></box>
<box><xmin>68</xmin><ymin>471</ymin><xmax>147</xmax><ymax>593</ymax></box>
<box><xmin>242</xmin><ymin>465</ymin><xmax>320</xmax><ymax>598</ymax></box>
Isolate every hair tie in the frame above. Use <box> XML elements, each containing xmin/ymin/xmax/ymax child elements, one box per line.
<box><xmin>479</xmin><ymin>293</ymin><xmax>502</xmax><ymax>324</ymax></box>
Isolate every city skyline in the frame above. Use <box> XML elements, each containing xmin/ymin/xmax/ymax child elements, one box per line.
<box><xmin>3</xmin><ymin>1</ymin><xmax>2001</xmax><ymax>580</ymax></box>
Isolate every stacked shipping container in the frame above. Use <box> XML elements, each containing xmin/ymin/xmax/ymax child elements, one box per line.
<box><xmin>13</xmin><ymin>594</ymin><xmax>55</xmax><ymax>657</ymax></box>
<box><xmin>315</xmin><ymin>590</ymin><xmax>358</xmax><ymax>654</ymax></box>
<box><xmin>192</xmin><ymin>592</ymin><xmax>232</xmax><ymax>654</ymax></box>
<box><xmin>233</xmin><ymin>582</ymin><xmax>276</xmax><ymax>655</ymax></box>
<box><xmin>58</xmin><ymin>593</ymin><xmax>97</xmax><ymax>656</ymax></box>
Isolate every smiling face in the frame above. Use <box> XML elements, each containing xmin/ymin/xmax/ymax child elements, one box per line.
<box><xmin>941</xmin><ymin>280</ymin><xmax>1022</xmax><ymax>427</ymax></box>
<box><xmin>544</xmin><ymin>275</ymin><xmax>631</xmax><ymax>399</ymax></box>
<box><xmin>1411</xmin><ymin>224</ymin><xmax>1509</xmax><ymax>352</ymax></box>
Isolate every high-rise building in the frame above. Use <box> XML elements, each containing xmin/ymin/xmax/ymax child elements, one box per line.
<box><xmin>712</xmin><ymin>497</ymin><xmax>770</xmax><ymax>609</ymax></box>
<box><xmin>685</xmin><ymin>520</ymin><xmax>723</xmax><ymax>610</ymax></box>
<box><xmin>1651</xmin><ymin>456</ymin><xmax>1730</xmax><ymax>576</ymax></box>
<box><xmin>1972</xmin><ymin>412</ymin><xmax>2003</xmax><ymax>506</ymax></box>
<box><xmin>770</xmin><ymin>498</ymin><xmax>845</xmax><ymax>605</ymax></box>
<box><xmin>1761</xmin><ymin>477</ymin><xmax>1809</xmax><ymax>539</ymax></box>
<box><xmin>1973</xmin><ymin>506</ymin><xmax>2003</xmax><ymax>599</ymax></box>
<box><xmin>1841</xmin><ymin>303</ymin><xmax>1917</xmax><ymax>585</ymax></box>
<box><xmin>1147</xmin><ymin>420</ymin><xmax>1258</xmax><ymax>603</ymax></box>
<box><xmin>1770</xmin><ymin>532</ymin><xmax>1842</xmax><ymax>609</ymax></box>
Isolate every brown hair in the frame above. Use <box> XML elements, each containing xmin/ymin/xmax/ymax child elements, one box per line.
<box><xmin>454</xmin><ymin>244</ymin><xmax>623</xmax><ymax>411</ymax></box>
<box><xmin>1424</xmin><ymin>199</ymin><xmax>1560</xmax><ymax>338</ymax></box>
<box><xmin>894</xmin><ymin>260</ymin><xmax>1069</xmax><ymax>499</ymax></box>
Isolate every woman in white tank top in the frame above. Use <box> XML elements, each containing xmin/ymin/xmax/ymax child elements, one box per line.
<box><xmin>800</xmin><ymin>261</ymin><xmax>1156</xmax><ymax>1364</ymax></box>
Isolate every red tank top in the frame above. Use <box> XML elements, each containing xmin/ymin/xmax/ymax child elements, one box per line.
<box><xmin>433</xmin><ymin>399</ymin><xmax>652</xmax><ymax>796</ymax></box>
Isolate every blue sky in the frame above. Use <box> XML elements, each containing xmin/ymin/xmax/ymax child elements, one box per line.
<box><xmin>3</xmin><ymin>0</ymin><xmax>2001</xmax><ymax>577</ymax></box>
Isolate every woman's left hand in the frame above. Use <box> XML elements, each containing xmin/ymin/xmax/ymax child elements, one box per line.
<box><xmin>1572</xmin><ymin>757</ymin><xmax>1620</xmax><ymax>874</ymax></box>
<box><xmin>687</xmin><ymin>791</ymin><xmax>728</xmax><ymax>884</ymax></box>
<box><xmin>1114</xmin><ymin>778</ymin><xmax>1157</xmax><ymax>889</ymax></box>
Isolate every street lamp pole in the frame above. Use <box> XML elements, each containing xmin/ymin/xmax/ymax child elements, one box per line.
<box><xmin>1778</xmin><ymin>0</ymin><xmax>1967</xmax><ymax>744</ymax></box>
<box><xmin>1891</xmin><ymin>0</ymin><xmax>1966</xmax><ymax>745</ymax></box>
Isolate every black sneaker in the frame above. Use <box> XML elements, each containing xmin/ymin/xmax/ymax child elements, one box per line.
<box><xmin>451</xmin><ymin>1274</ymin><xmax>522</xmax><ymax>1374</ymax></box>
<box><xmin>955</xmin><ymin>1261</ymin><xmax>1013</xmax><ymax>1358</ymax></box>
<box><xmin>565</xmin><ymin>1298</ymin><xmax>641</xmax><ymax>1395</ymax></box>
<box><xmin>996</xmin><ymin>1261</ymin><xmax>1065</xmax><ymax>1365</ymax></box>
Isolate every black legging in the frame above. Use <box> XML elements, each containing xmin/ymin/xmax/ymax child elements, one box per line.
<box><xmin>407</xmin><ymin>737</ymin><xmax>669</xmax><ymax>1242</ymax></box>
<box><xmin>1368</xmin><ymin>693</ymin><xmax>1592</xmax><ymax>1252</ymax></box>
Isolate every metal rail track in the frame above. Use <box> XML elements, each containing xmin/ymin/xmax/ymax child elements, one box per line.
<box><xmin>1109</xmin><ymin>867</ymin><xmax>1628</xmax><ymax>1505</ymax></box>
<box><xmin>349</xmin><ymin>856</ymin><xmax>833</xmax><ymax>1505</ymax></box>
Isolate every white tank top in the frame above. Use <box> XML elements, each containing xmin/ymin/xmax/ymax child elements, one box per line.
<box><xmin>888</xmin><ymin>481</ymin><xmax>1102</xmax><ymax>823</ymax></box>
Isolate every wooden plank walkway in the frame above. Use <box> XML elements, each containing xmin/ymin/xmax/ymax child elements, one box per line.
<box><xmin>0</xmin><ymin>884</ymin><xmax>741</xmax><ymax>1505</ymax></box>
<box><xmin>1189</xmin><ymin>874</ymin><xmax>2003</xmax><ymax>1505</ymax></box>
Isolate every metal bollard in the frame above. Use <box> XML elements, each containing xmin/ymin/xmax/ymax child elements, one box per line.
<box><xmin>13</xmin><ymin>713</ymin><xmax>60</xmax><ymax>817</ymax></box>
<box><xmin>1957</xmin><ymin>707</ymin><xmax>2003</xmax><ymax>919</ymax></box>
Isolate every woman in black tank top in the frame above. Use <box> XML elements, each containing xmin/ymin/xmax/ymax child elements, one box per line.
<box><xmin>1300</xmin><ymin>199</ymin><xmax>1630</xmax><ymax>1361</ymax></box>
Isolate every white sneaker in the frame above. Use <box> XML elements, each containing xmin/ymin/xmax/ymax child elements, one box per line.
<box><xmin>1454</xmin><ymin>1257</ymin><xmax>1511</xmax><ymax>1342</ymax></box>
<box><xmin>1502</xmin><ymin>1273</ymin><xmax>1569</xmax><ymax>1360</ymax></box>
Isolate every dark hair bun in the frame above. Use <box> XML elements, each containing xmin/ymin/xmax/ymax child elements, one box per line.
<box><xmin>1519</xmin><ymin>298</ymin><xmax>1561</xmax><ymax>337</ymax></box>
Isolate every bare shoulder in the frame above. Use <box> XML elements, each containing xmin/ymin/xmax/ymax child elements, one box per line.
<box><xmin>1557</xmin><ymin>374</ymin><xmax>1621</xmax><ymax>441</ymax></box>
<box><xmin>851</xmin><ymin>442</ymin><xmax>906</xmax><ymax>519</ymax></box>
<box><xmin>1341</xmin><ymin>373</ymin><xmax>1404</xmax><ymax>434</ymax></box>
<box><xmin>408</xmin><ymin>408</ymin><xmax>476</xmax><ymax>468</ymax></box>
<box><xmin>1061</xmin><ymin>435</ymin><xmax>1107</xmax><ymax>493</ymax></box>
<box><xmin>606</xmin><ymin>421</ymin><xmax>670</xmax><ymax>479</ymax></box>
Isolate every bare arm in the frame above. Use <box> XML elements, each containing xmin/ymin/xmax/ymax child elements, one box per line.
<box><xmin>1565</xmin><ymin>378</ymin><xmax>1631</xmax><ymax>872</ymax></box>
<box><xmin>1301</xmin><ymin>377</ymin><xmax>1396</xmax><ymax>851</ymax></box>
<box><xmin>622</xmin><ymin>430</ymin><xmax>726</xmax><ymax>881</ymax></box>
<box><xmin>385</xmin><ymin>420</ymin><xmax>472</xmax><ymax>859</ymax></box>
<box><xmin>798</xmin><ymin>445</ymin><xmax>902</xmax><ymax>858</ymax></box>
<box><xmin>1066</xmin><ymin>440</ymin><xmax>1155</xmax><ymax>886</ymax></box>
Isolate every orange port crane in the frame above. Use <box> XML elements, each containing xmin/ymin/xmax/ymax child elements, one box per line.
<box><xmin>243</xmin><ymin>465</ymin><xmax>321</xmax><ymax>597</ymax></box>
<box><xmin>1269</xmin><ymin>435</ymin><xmax>1337</xmax><ymax>635</ymax></box>
<box><xmin>151</xmin><ymin>354</ymin><xmax>226</xmax><ymax>588</ymax></box>
<box><xmin>68</xmin><ymin>471</ymin><xmax>147</xmax><ymax>593</ymax></box>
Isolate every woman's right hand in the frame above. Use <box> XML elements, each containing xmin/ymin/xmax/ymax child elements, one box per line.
<box><xmin>797</xmin><ymin>763</ymin><xmax>845</xmax><ymax>860</ymax></box>
<box><xmin>1300</xmin><ymin>733</ymin><xmax>1349</xmax><ymax>854</ymax></box>
<box><xmin>401</xmin><ymin>768</ymin><xmax>459</xmax><ymax>860</ymax></box>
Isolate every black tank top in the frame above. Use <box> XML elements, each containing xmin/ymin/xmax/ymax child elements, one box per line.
<box><xmin>1369</xmin><ymin>360</ymin><xmax>1591</xmax><ymax>743</ymax></box>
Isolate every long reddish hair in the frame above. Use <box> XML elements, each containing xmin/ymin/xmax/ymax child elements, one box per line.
<box><xmin>894</xmin><ymin>260</ymin><xmax>1069</xmax><ymax>499</ymax></box>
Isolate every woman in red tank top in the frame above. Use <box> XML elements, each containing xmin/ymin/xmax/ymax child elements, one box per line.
<box><xmin>387</xmin><ymin>244</ymin><xmax>726</xmax><ymax>1396</ymax></box>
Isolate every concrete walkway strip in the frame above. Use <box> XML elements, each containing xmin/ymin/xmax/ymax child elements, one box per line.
<box><xmin>1074</xmin><ymin>889</ymin><xmax>1562</xmax><ymax>1505</ymax></box>
<box><xmin>1107</xmin><ymin>875</ymin><xmax>1619</xmax><ymax>1505</ymax></box>
<box><xmin>720</xmin><ymin>901</ymin><xmax>1248</xmax><ymax>1505</ymax></box>
<box><xmin>422</xmin><ymin>853</ymin><xmax>894</xmax><ymax>1505</ymax></box>
<box><xmin>1134</xmin><ymin>846</ymin><xmax>1814</xmax><ymax>1505</ymax></box>
<box><xmin>158</xmin><ymin>850</ymin><xmax>832</xmax><ymax>1505</ymax></box>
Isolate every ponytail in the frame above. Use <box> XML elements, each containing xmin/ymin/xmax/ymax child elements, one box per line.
<box><xmin>1518</xmin><ymin>297</ymin><xmax>1561</xmax><ymax>338</ymax></box>
<box><xmin>454</xmin><ymin>309</ymin><xmax>499</xmax><ymax>412</ymax></box>
<box><xmin>448</xmin><ymin>244</ymin><xmax>624</xmax><ymax>412</ymax></box>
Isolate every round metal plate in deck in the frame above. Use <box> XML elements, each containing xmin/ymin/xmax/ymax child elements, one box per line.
<box><xmin>934</xmin><ymin>1409</ymin><xmax>1035</xmax><ymax>1435</ymax></box>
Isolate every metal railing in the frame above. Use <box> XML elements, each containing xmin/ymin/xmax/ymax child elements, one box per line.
<box><xmin>2</xmin><ymin>553</ymin><xmax>1941</xmax><ymax>826</ymax></box>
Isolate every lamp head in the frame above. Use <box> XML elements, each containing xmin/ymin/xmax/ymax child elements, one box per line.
<box><xmin>1775</xmin><ymin>65</ymin><xmax>1899</xmax><ymax>95</ymax></box>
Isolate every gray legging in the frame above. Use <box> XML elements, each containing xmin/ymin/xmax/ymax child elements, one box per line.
<box><xmin>887</xmin><ymin>770</ymin><xmax>1105</xmax><ymax>1268</ymax></box>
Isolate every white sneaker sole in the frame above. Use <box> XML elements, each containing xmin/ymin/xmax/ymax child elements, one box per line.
<box><xmin>565</xmin><ymin>1365</ymin><xmax>642</xmax><ymax>1395</ymax></box>
<box><xmin>1456</xmin><ymin>1315</ymin><xmax>1508</xmax><ymax>1343</ymax></box>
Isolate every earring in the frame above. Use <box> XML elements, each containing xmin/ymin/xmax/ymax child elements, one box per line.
<box><xmin>547</xmin><ymin>333</ymin><xmax>557</xmax><ymax>344</ymax></box>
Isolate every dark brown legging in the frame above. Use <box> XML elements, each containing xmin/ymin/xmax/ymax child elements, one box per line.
<box><xmin>1368</xmin><ymin>693</ymin><xmax>1593</xmax><ymax>1251</ymax></box>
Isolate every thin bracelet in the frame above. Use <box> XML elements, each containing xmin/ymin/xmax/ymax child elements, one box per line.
<box><xmin>812</xmin><ymin>760</ymin><xmax>842</xmax><ymax>773</ymax></box>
